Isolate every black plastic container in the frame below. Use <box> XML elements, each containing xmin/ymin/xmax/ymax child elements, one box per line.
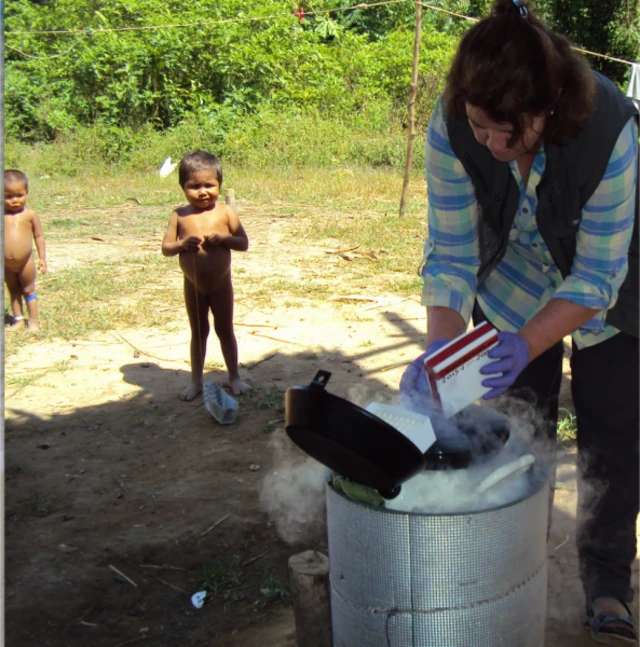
<box><xmin>285</xmin><ymin>370</ymin><xmax>510</xmax><ymax>498</ymax></box>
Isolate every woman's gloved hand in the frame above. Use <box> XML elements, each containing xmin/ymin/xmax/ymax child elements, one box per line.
<box><xmin>400</xmin><ymin>339</ymin><xmax>450</xmax><ymax>413</ymax></box>
<box><xmin>480</xmin><ymin>331</ymin><xmax>531</xmax><ymax>399</ymax></box>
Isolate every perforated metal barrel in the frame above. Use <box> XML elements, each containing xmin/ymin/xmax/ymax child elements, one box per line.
<box><xmin>326</xmin><ymin>464</ymin><xmax>549</xmax><ymax>647</ymax></box>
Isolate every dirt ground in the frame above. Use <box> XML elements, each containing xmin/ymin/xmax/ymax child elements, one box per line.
<box><xmin>4</xmin><ymin>206</ymin><xmax>639</xmax><ymax>646</ymax></box>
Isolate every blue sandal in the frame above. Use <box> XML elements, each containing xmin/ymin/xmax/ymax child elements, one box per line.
<box><xmin>584</xmin><ymin>601</ymin><xmax>638</xmax><ymax>646</ymax></box>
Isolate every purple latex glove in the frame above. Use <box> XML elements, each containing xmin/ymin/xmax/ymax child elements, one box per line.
<box><xmin>480</xmin><ymin>331</ymin><xmax>531</xmax><ymax>399</ymax></box>
<box><xmin>400</xmin><ymin>339</ymin><xmax>450</xmax><ymax>414</ymax></box>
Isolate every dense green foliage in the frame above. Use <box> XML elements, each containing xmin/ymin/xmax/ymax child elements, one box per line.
<box><xmin>5</xmin><ymin>0</ymin><xmax>637</xmax><ymax>174</ymax></box>
<box><xmin>468</xmin><ymin>0</ymin><xmax>639</xmax><ymax>86</ymax></box>
<box><xmin>536</xmin><ymin>0</ymin><xmax>639</xmax><ymax>86</ymax></box>
<box><xmin>5</xmin><ymin>0</ymin><xmax>457</xmax><ymax>147</ymax></box>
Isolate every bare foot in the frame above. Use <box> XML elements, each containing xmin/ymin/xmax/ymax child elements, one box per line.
<box><xmin>7</xmin><ymin>319</ymin><xmax>26</xmax><ymax>331</ymax></box>
<box><xmin>228</xmin><ymin>377</ymin><xmax>251</xmax><ymax>395</ymax></box>
<box><xmin>179</xmin><ymin>383</ymin><xmax>202</xmax><ymax>401</ymax></box>
<box><xmin>27</xmin><ymin>320</ymin><xmax>39</xmax><ymax>332</ymax></box>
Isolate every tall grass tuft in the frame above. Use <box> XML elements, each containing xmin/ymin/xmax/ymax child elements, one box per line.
<box><xmin>5</xmin><ymin>103</ymin><xmax>427</xmax><ymax>182</ymax></box>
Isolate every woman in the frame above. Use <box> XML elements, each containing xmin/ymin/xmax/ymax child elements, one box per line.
<box><xmin>402</xmin><ymin>0</ymin><xmax>639</xmax><ymax>643</ymax></box>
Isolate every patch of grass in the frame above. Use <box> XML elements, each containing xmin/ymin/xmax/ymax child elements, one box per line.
<box><xmin>557</xmin><ymin>408</ymin><xmax>577</xmax><ymax>445</ymax></box>
<box><xmin>4</xmin><ymin>163</ymin><xmax>431</xmax><ymax>357</ymax></box>
<box><xmin>202</xmin><ymin>555</ymin><xmax>243</xmax><ymax>599</ymax></box>
<box><xmin>254</xmin><ymin>386</ymin><xmax>285</xmax><ymax>411</ymax></box>
<box><xmin>5</xmin><ymin>374</ymin><xmax>34</xmax><ymax>388</ymax></box>
<box><xmin>264</xmin><ymin>279</ymin><xmax>332</xmax><ymax>299</ymax></box>
<box><xmin>387</xmin><ymin>275</ymin><xmax>425</xmax><ymax>296</ymax></box>
<box><xmin>46</xmin><ymin>217</ymin><xmax>91</xmax><ymax>231</ymax></box>
<box><xmin>5</xmin><ymin>463</ymin><xmax>26</xmax><ymax>481</ymax></box>
<box><xmin>255</xmin><ymin>565</ymin><xmax>291</xmax><ymax>609</ymax></box>
<box><xmin>292</xmin><ymin>209</ymin><xmax>427</xmax><ymax>279</ymax></box>
<box><xmin>23</xmin><ymin>493</ymin><xmax>55</xmax><ymax>517</ymax></box>
<box><xmin>5</xmin><ymin>253</ymin><xmax>182</xmax><ymax>356</ymax></box>
<box><xmin>53</xmin><ymin>359</ymin><xmax>71</xmax><ymax>372</ymax></box>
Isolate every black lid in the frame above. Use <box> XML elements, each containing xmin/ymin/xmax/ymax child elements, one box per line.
<box><xmin>285</xmin><ymin>371</ymin><xmax>511</xmax><ymax>487</ymax></box>
<box><xmin>285</xmin><ymin>371</ymin><xmax>426</xmax><ymax>496</ymax></box>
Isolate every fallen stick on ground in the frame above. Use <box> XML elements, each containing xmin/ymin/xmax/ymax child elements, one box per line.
<box><xmin>249</xmin><ymin>331</ymin><xmax>306</xmax><ymax>347</ymax></box>
<box><xmin>376</xmin><ymin>360</ymin><xmax>412</xmax><ymax>373</ymax></box>
<box><xmin>384</xmin><ymin>317</ymin><xmax>424</xmax><ymax>322</ymax></box>
<box><xmin>325</xmin><ymin>244</ymin><xmax>360</xmax><ymax>255</ymax></box>
<box><xmin>363</xmin><ymin>296</ymin><xmax>410</xmax><ymax>311</ymax></box>
<box><xmin>109</xmin><ymin>564</ymin><xmax>138</xmax><ymax>588</ymax></box>
<box><xmin>148</xmin><ymin>574</ymin><xmax>186</xmax><ymax>594</ymax></box>
<box><xmin>242</xmin><ymin>549</ymin><xmax>271</xmax><ymax>567</ymax></box>
<box><xmin>200</xmin><ymin>513</ymin><xmax>230</xmax><ymax>537</ymax></box>
<box><xmin>246</xmin><ymin>353</ymin><xmax>277</xmax><ymax>370</ymax></box>
<box><xmin>328</xmin><ymin>294</ymin><xmax>377</xmax><ymax>302</ymax></box>
<box><xmin>553</xmin><ymin>535</ymin><xmax>570</xmax><ymax>551</ymax></box>
<box><xmin>114</xmin><ymin>478</ymin><xmax>129</xmax><ymax>493</ymax></box>
<box><xmin>5</xmin><ymin>370</ymin><xmax>53</xmax><ymax>401</ymax></box>
<box><xmin>114</xmin><ymin>637</ymin><xmax>147</xmax><ymax>647</ymax></box>
<box><xmin>236</xmin><ymin>323</ymin><xmax>279</xmax><ymax>329</ymax></box>
<box><xmin>139</xmin><ymin>564</ymin><xmax>186</xmax><ymax>571</ymax></box>
<box><xmin>111</xmin><ymin>332</ymin><xmax>176</xmax><ymax>362</ymax></box>
<box><xmin>63</xmin><ymin>608</ymin><xmax>94</xmax><ymax>633</ymax></box>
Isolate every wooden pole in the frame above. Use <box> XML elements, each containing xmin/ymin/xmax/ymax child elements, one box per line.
<box><xmin>399</xmin><ymin>0</ymin><xmax>423</xmax><ymax>217</ymax></box>
<box><xmin>288</xmin><ymin>550</ymin><xmax>332</xmax><ymax>647</ymax></box>
<box><xmin>224</xmin><ymin>188</ymin><xmax>235</xmax><ymax>207</ymax></box>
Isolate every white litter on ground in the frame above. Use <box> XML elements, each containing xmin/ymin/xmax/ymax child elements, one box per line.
<box><xmin>203</xmin><ymin>382</ymin><xmax>238</xmax><ymax>425</ymax></box>
<box><xmin>191</xmin><ymin>591</ymin><xmax>207</xmax><ymax>609</ymax></box>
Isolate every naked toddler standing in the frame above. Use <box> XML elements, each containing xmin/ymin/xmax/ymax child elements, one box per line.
<box><xmin>162</xmin><ymin>150</ymin><xmax>250</xmax><ymax>400</ymax></box>
<box><xmin>4</xmin><ymin>169</ymin><xmax>47</xmax><ymax>331</ymax></box>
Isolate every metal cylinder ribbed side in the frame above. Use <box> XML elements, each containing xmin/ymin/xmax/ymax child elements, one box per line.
<box><xmin>327</xmin><ymin>467</ymin><xmax>549</xmax><ymax>647</ymax></box>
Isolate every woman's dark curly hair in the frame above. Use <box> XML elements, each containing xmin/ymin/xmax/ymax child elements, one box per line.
<box><xmin>444</xmin><ymin>0</ymin><xmax>595</xmax><ymax>146</ymax></box>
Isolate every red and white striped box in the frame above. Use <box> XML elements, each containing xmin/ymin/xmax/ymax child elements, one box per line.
<box><xmin>424</xmin><ymin>321</ymin><xmax>499</xmax><ymax>418</ymax></box>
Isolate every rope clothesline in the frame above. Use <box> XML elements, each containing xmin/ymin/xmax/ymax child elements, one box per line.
<box><xmin>5</xmin><ymin>0</ymin><xmax>638</xmax><ymax>67</ymax></box>
<box><xmin>5</xmin><ymin>42</ymin><xmax>79</xmax><ymax>59</ymax></box>
<box><xmin>571</xmin><ymin>46</ymin><xmax>636</xmax><ymax>67</ymax></box>
<box><xmin>418</xmin><ymin>1</ymin><xmax>477</xmax><ymax>23</ymax></box>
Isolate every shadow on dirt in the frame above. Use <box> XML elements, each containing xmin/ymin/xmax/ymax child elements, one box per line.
<box><xmin>5</xmin><ymin>331</ymin><xmax>416</xmax><ymax>647</ymax></box>
<box><xmin>5</xmin><ymin>314</ymin><xmax>600</xmax><ymax>647</ymax></box>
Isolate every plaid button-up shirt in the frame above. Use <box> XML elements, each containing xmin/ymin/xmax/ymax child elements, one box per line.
<box><xmin>421</xmin><ymin>99</ymin><xmax>638</xmax><ymax>348</ymax></box>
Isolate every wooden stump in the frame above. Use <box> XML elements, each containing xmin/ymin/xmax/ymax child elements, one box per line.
<box><xmin>288</xmin><ymin>550</ymin><xmax>332</xmax><ymax>647</ymax></box>
<box><xmin>224</xmin><ymin>188</ymin><xmax>235</xmax><ymax>207</ymax></box>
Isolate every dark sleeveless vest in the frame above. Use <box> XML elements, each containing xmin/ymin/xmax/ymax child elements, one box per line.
<box><xmin>446</xmin><ymin>72</ymin><xmax>639</xmax><ymax>337</ymax></box>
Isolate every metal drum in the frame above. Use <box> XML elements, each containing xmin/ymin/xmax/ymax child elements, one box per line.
<box><xmin>326</xmin><ymin>463</ymin><xmax>549</xmax><ymax>647</ymax></box>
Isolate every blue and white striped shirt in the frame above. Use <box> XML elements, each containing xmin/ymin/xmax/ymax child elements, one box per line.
<box><xmin>421</xmin><ymin>99</ymin><xmax>638</xmax><ymax>348</ymax></box>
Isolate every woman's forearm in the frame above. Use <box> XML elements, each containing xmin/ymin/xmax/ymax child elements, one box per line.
<box><xmin>519</xmin><ymin>298</ymin><xmax>600</xmax><ymax>360</ymax></box>
<box><xmin>425</xmin><ymin>306</ymin><xmax>467</xmax><ymax>348</ymax></box>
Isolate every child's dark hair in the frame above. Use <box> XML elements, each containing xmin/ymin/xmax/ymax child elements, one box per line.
<box><xmin>444</xmin><ymin>0</ymin><xmax>595</xmax><ymax>146</ymax></box>
<box><xmin>5</xmin><ymin>169</ymin><xmax>29</xmax><ymax>190</ymax></box>
<box><xmin>178</xmin><ymin>151</ymin><xmax>223</xmax><ymax>188</ymax></box>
